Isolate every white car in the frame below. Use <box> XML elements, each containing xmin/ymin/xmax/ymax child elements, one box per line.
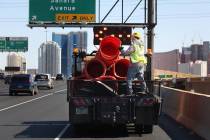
<box><xmin>35</xmin><ymin>74</ymin><xmax>54</xmax><ymax>89</ymax></box>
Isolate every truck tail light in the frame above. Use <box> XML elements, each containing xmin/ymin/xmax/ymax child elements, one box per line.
<box><xmin>143</xmin><ymin>98</ymin><xmax>154</xmax><ymax>105</ymax></box>
<box><xmin>72</xmin><ymin>98</ymin><xmax>87</xmax><ymax>107</ymax></box>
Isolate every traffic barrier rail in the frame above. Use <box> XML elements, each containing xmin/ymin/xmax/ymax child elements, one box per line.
<box><xmin>161</xmin><ymin>86</ymin><xmax>210</xmax><ymax>140</ymax></box>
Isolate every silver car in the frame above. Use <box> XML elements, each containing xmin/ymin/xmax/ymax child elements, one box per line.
<box><xmin>35</xmin><ymin>74</ymin><xmax>54</xmax><ymax>89</ymax></box>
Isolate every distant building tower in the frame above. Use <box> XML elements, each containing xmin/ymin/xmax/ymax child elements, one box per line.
<box><xmin>181</xmin><ymin>47</ymin><xmax>191</xmax><ymax>63</ymax></box>
<box><xmin>178</xmin><ymin>62</ymin><xmax>192</xmax><ymax>74</ymax></box>
<box><xmin>192</xmin><ymin>61</ymin><xmax>207</xmax><ymax>77</ymax></box>
<box><xmin>38</xmin><ymin>41</ymin><xmax>61</xmax><ymax>76</ymax></box>
<box><xmin>152</xmin><ymin>49</ymin><xmax>180</xmax><ymax>72</ymax></box>
<box><xmin>7</xmin><ymin>53</ymin><xmax>26</xmax><ymax>72</ymax></box>
<box><xmin>52</xmin><ymin>33</ymin><xmax>68</xmax><ymax>76</ymax></box>
<box><xmin>52</xmin><ymin>31</ymin><xmax>87</xmax><ymax>77</ymax></box>
<box><xmin>178</xmin><ymin>61</ymin><xmax>207</xmax><ymax>77</ymax></box>
<box><xmin>203</xmin><ymin>41</ymin><xmax>210</xmax><ymax>61</ymax></box>
<box><xmin>190</xmin><ymin>44</ymin><xmax>203</xmax><ymax>62</ymax></box>
<box><xmin>181</xmin><ymin>41</ymin><xmax>210</xmax><ymax>64</ymax></box>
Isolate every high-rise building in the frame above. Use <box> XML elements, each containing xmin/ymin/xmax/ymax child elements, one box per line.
<box><xmin>178</xmin><ymin>62</ymin><xmax>192</xmax><ymax>74</ymax></box>
<box><xmin>7</xmin><ymin>53</ymin><xmax>26</xmax><ymax>72</ymax></box>
<box><xmin>191</xmin><ymin>61</ymin><xmax>207</xmax><ymax>77</ymax></box>
<box><xmin>38</xmin><ymin>41</ymin><xmax>61</xmax><ymax>76</ymax></box>
<box><xmin>152</xmin><ymin>49</ymin><xmax>180</xmax><ymax>72</ymax></box>
<box><xmin>52</xmin><ymin>31</ymin><xmax>87</xmax><ymax>77</ymax></box>
<box><xmin>181</xmin><ymin>47</ymin><xmax>191</xmax><ymax>63</ymax></box>
<box><xmin>203</xmin><ymin>41</ymin><xmax>210</xmax><ymax>61</ymax></box>
<box><xmin>178</xmin><ymin>61</ymin><xmax>207</xmax><ymax>77</ymax></box>
<box><xmin>181</xmin><ymin>41</ymin><xmax>210</xmax><ymax>63</ymax></box>
<box><xmin>52</xmin><ymin>33</ymin><xmax>68</xmax><ymax>76</ymax></box>
<box><xmin>191</xmin><ymin>44</ymin><xmax>203</xmax><ymax>62</ymax></box>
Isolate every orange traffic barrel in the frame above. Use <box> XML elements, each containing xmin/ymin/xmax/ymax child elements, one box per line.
<box><xmin>84</xmin><ymin>58</ymin><xmax>106</xmax><ymax>79</ymax></box>
<box><xmin>114</xmin><ymin>58</ymin><xmax>130</xmax><ymax>80</ymax></box>
<box><xmin>97</xmin><ymin>36</ymin><xmax>121</xmax><ymax>66</ymax></box>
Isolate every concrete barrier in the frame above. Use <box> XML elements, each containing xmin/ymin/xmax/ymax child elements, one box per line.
<box><xmin>161</xmin><ymin>86</ymin><xmax>210</xmax><ymax>140</ymax></box>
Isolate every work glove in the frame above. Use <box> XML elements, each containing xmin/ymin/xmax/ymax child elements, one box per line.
<box><xmin>147</xmin><ymin>49</ymin><xmax>153</xmax><ymax>56</ymax></box>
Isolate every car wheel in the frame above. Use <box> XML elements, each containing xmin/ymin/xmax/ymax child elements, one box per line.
<box><xmin>31</xmin><ymin>89</ymin><xmax>35</xmax><ymax>96</ymax></box>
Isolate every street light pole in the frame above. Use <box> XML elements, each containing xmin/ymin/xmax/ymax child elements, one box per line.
<box><xmin>45</xmin><ymin>30</ymin><xmax>48</xmax><ymax>43</ymax></box>
<box><xmin>147</xmin><ymin>0</ymin><xmax>156</xmax><ymax>81</ymax></box>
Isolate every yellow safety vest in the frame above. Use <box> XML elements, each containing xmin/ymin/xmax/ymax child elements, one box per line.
<box><xmin>130</xmin><ymin>43</ymin><xmax>147</xmax><ymax>64</ymax></box>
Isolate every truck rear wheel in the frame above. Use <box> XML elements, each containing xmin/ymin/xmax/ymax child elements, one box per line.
<box><xmin>135</xmin><ymin>124</ymin><xmax>143</xmax><ymax>135</ymax></box>
<box><xmin>143</xmin><ymin>125</ymin><xmax>153</xmax><ymax>134</ymax></box>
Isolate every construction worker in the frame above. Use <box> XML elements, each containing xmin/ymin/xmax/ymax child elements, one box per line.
<box><xmin>120</xmin><ymin>32</ymin><xmax>147</xmax><ymax>95</ymax></box>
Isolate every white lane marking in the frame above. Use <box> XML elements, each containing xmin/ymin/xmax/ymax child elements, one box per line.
<box><xmin>54</xmin><ymin>89</ymin><xmax>66</xmax><ymax>94</ymax></box>
<box><xmin>54</xmin><ymin>124</ymin><xmax>70</xmax><ymax>140</ymax></box>
<box><xmin>0</xmin><ymin>89</ymin><xmax>67</xmax><ymax>112</ymax></box>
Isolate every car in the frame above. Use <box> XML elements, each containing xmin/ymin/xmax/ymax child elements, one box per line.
<box><xmin>9</xmin><ymin>74</ymin><xmax>38</xmax><ymax>96</ymax></box>
<box><xmin>4</xmin><ymin>75</ymin><xmax>12</xmax><ymax>84</ymax></box>
<box><xmin>35</xmin><ymin>74</ymin><xmax>54</xmax><ymax>89</ymax></box>
<box><xmin>51</xmin><ymin>76</ymin><xmax>56</xmax><ymax>80</ymax></box>
<box><xmin>0</xmin><ymin>73</ymin><xmax>5</xmax><ymax>80</ymax></box>
<box><xmin>56</xmin><ymin>74</ymin><xmax>64</xmax><ymax>80</ymax></box>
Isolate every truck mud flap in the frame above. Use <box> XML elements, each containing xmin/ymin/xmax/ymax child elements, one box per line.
<box><xmin>153</xmin><ymin>101</ymin><xmax>161</xmax><ymax>124</ymax></box>
<box><xmin>135</xmin><ymin>97</ymin><xmax>159</xmax><ymax>125</ymax></box>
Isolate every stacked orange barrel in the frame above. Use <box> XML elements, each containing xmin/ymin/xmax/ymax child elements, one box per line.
<box><xmin>84</xmin><ymin>36</ymin><xmax>130</xmax><ymax>91</ymax></box>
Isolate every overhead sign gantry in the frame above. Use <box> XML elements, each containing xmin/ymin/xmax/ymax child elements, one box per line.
<box><xmin>29</xmin><ymin>0</ymin><xmax>96</xmax><ymax>23</ymax></box>
<box><xmin>28</xmin><ymin>0</ymin><xmax>157</xmax><ymax>28</ymax></box>
<box><xmin>28</xmin><ymin>0</ymin><xmax>157</xmax><ymax>80</ymax></box>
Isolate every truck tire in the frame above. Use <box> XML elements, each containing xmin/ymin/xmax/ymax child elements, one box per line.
<box><xmin>143</xmin><ymin>125</ymin><xmax>153</xmax><ymax>134</ymax></box>
<box><xmin>135</xmin><ymin>124</ymin><xmax>143</xmax><ymax>135</ymax></box>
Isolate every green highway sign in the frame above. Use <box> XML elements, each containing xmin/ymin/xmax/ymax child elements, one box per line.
<box><xmin>158</xmin><ymin>74</ymin><xmax>173</xmax><ymax>79</ymax></box>
<box><xmin>0</xmin><ymin>37</ymin><xmax>6</xmax><ymax>49</ymax></box>
<box><xmin>0</xmin><ymin>37</ymin><xmax>28</xmax><ymax>52</ymax></box>
<box><xmin>29</xmin><ymin>0</ymin><xmax>96</xmax><ymax>23</ymax></box>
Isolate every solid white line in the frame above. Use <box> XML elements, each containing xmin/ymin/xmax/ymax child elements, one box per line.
<box><xmin>0</xmin><ymin>89</ymin><xmax>67</xmax><ymax>112</ymax></box>
<box><xmin>54</xmin><ymin>89</ymin><xmax>67</xmax><ymax>94</ymax></box>
<box><xmin>54</xmin><ymin>124</ymin><xmax>70</xmax><ymax>140</ymax></box>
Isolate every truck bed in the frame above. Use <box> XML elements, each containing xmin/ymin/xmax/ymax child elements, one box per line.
<box><xmin>67</xmin><ymin>79</ymin><xmax>161</xmax><ymax>128</ymax></box>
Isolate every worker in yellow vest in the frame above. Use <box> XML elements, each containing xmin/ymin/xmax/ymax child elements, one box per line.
<box><xmin>120</xmin><ymin>32</ymin><xmax>147</xmax><ymax>95</ymax></box>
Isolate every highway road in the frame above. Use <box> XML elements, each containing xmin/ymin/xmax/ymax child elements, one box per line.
<box><xmin>0</xmin><ymin>80</ymin><xmax>204</xmax><ymax>140</ymax></box>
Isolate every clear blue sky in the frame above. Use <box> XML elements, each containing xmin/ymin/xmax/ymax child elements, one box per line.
<box><xmin>0</xmin><ymin>0</ymin><xmax>210</xmax><ymax>69</ymax></box>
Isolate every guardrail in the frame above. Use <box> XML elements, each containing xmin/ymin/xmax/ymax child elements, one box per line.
<box><xmin>161</xmin><ymin>86</ymin><xmax>210</xmax><ymax>140</ymax></box>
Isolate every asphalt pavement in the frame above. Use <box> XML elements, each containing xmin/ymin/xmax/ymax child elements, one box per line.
<box><xmin>0</xmin><ymin>80</ymin><xmax>204</xmax><ymax>140</ymax></box>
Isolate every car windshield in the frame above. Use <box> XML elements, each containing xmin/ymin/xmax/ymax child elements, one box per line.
<box><xmin>11</xmin><ymin>76</ymin><xmax>29</xmax><ymax>83</ymax></box>
<box><xmin>35</xmin><ymin>75</ymin><xmax>48</xmax><ymax>81</ymax></box>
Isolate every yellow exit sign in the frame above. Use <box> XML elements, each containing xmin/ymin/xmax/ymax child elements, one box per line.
<box><xmin>56</xmin><ymin>14</ymin><xmax>95</xmax><ymax>23</ymax></box>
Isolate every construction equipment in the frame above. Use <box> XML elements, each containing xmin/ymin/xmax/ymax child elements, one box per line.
<box><xmin>67</xmin><ymin>35</ymin><xmax>161</xmax><ymax>134</ymax></box>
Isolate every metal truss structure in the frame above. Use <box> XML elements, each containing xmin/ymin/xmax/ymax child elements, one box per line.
<box><xmin>28</xmin><ymin>0</ymin><xmax>157</xmax><ymax>29</ymax></box>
